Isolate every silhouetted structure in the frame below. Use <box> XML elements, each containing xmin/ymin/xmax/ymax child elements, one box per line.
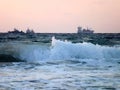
<box><xmin>26</xmin><ymin>28</ymin><xmax>34</xmax><ymax>34</ymax></box>
<box><xmin>77</xmin><ymin>26</ymin><xmax>94</xmax><ymax>34</ymax></box>
<box><xmin>8</xmin><ymin>28</ymin><xmax>24</xmax><ymax>34</ymax></box>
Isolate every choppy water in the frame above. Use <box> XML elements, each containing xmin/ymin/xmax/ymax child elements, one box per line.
<box><xmin>0</xmin><ymin>37</ymin><xmax>120</xmax><ymax>90</ymax></box>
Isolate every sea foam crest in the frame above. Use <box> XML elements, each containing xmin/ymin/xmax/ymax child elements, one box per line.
<box><xmin>49</xmin><ymin>36</ymin><xmax>120</xmax><ymax>60</ymax></box>
<box><xmin>18</xmin><ymin>36</ymin><xmax>120</xmax><ymax>61</ymax></box>
<box><xmin>0</xmin><ymin>36</ymin><xmax>120</xmax><ymax>61</ymax></box>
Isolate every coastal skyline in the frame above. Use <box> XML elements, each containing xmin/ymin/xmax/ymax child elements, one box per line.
<box><xmin>0</xmin><ymin>0</ymin><xmax>120</xmax><ymax>33</ymax></box>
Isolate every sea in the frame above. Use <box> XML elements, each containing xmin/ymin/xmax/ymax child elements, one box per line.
<box><xmin>0</xmin><ymin>35</ymin><xmax>120</xmax><ymax>90</ymax></box>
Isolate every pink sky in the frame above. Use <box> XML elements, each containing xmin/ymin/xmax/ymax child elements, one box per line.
<box><xmin>0</xmin><ymin>0</ymin><xmax>120</xmax><ymax>33</ymax></box>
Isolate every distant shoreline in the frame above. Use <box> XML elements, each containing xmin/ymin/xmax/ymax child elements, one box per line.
<box><xmin>0</xmin><ymin>32</ymin><xmax>120</xmax><ymax>34</ymax></box>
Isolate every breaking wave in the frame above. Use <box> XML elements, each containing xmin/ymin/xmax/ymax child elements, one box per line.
<box><xmin>0</xmin><ymin>36</ymin><xmax>120</xmax><ymax>62</ymax></box>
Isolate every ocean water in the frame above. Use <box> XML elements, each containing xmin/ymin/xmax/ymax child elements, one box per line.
<box><xmin>0</xmin><ymin>36</ymin><xmax>120</xmax><ymax>90</ymax></box>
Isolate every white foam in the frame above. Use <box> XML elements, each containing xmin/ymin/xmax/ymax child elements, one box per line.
<box><xmin>0</xmin><ymin>37</ymin><xmax>120</xmax><ymax>61</ymax></box>
<box><xmin>17</xmin><ymin>37</ymin><xmax>120</xmax><ymax>61</ymax></box>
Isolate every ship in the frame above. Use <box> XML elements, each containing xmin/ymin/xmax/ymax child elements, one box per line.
<box><xmin>77</xmin><ymin>26</ymin><xmax>94</xmax><ymax>34</ymax></box>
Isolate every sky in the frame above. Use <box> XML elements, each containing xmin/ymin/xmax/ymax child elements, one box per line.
<box><xmin>0</xmin><ymin>0</ymin><xmax>120</xmax><ymax>33</ymax></box>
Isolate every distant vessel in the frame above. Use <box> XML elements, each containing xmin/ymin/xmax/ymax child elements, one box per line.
<box><xmin>77</xmin><ymin>26</ymin><xmax>94</xmax><ymax>34</ymax></box>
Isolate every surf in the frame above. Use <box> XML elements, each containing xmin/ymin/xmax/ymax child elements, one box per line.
<box><xmin>0</xmin><ymin>36</ymin><xmax>120</xmax><ymax>62</ymax></box>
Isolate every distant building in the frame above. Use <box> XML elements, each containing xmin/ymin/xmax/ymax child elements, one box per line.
<box><xmin>77</xmin><ymin>26</ymin><xmax>94</xmax><ymax>34</ymax></box>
